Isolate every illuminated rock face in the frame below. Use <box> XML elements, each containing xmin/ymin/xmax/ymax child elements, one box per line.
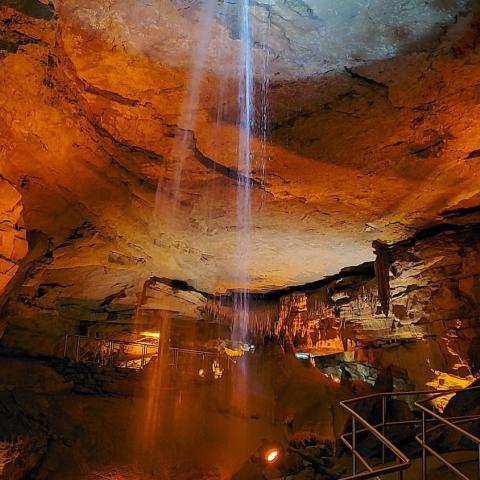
<box><xmin>273</xmin><ymin>221</ymin><xmax>480</xmax><ymax>387</ymax></box>
<box><xmin>0</xmin><ymin>179</ymin><xmax>27</xmax><ymax>303</ymax></box>
<box><xmin>59</xmin><ymin>0</ymin><xmax>469</xmax><ymax>80</ymax></box>
<box><xmin>0</xmin><ymin>0</ymin><xmax>479</xmax><ymax>358</ymax></box>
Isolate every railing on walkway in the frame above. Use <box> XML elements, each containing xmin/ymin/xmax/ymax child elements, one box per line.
<box><xmin>415</xmin><ymin>387</ymin><xmax>480</xmax><ymax>480</ymax></box>
<box><xmin>63</xmin><ymin>333</ymin><xmax>159</xmax><ymax>369</ymax></box>
<box><xmin>340</xmin><ymin>391</ymin><xmax>414</xmax><ymax>480</ymax></box>
<box><xmin>63</xmin><ymin>333</ymin><xmax>236</xmax><ymax>372</ymax></box>
<box><xmin>169</xmin><ymin>346</ymin><xmax>235</xmax><ymax>369</ymax></box>
<box><xmin>340</xmin><ymin>387</ymin><xmax>480</xmax><ymax>480</ymax></box>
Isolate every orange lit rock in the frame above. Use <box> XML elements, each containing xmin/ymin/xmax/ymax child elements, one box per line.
<box><xmin>0</xmin><ymin>178</ymin><xmax>27</xmax><ymax>299</ymax></box>
<box><xmin>1</xmin><ymin>1</ymin><xmax>479</xmax><ymax>298</ymax></box>
<box><xmin>272</xmin><ymin>223</ymin><xmax>480</xmax><ymax>389</ymax></box>
<box><xmin>0</xmin><ymin>1</ymin><xmax>479</xmax><ymax>372</ymax></box>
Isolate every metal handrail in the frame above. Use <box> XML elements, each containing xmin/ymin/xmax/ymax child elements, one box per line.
<box><xmin>414</xmin><ymin>386</ymin><xmax>480</xmax><ymax>480</ymax></box>
<box><xmin>340</xmin><ymin>391</ymin><xmax>421</xmax><ymax>480</ymax></box>
<box><xmin>340</xmin><ymin>387</ymin><xmax>480</xmax><ymax>480</ymax></box>
<box><xmin>63</xmin><ymin>333</ymin><xmax>236</xmax><ymax>370</ymax></box>
<box><xmin>170</xmin><ymin>347</ymin><xmax>219</xmax><ymax>356</ymax></box>
<box><xmin>71</xmin><ymin>334</ymin><xmax>158</xmax><ymax>347</ymax></box>
<box><xmin>169</xmin><ymin>346</ymin><xmax>237</xmax><ymax>370</ymax></box>
<box><xmin>63</xmin><ymin>333</ymin><xmax>159</xmax><ymax>368</ymax></box>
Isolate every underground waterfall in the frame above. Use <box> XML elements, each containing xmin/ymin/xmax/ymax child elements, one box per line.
<box><xmin>135</xmin><ymin>1</ymin><xmax>276</xmax><ymax>476</ymax></box>
<box><xmin>1</xmin><ymin>0</ymin><xmax>480</xmax><ymax>479</ymax></box>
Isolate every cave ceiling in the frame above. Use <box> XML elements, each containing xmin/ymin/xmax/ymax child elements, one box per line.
<box><xmin>1</xmin><ymin>0</ymin><xmax>480</xmax><ymax>300</ymax></box>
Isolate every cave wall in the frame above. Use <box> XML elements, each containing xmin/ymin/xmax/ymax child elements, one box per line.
<box><xmin>0</xmin><ymin>220</ymin><xmax>215</xmax><ymax>357</ymax></box>
<box><xmin>1</xmin><ymin>0</ymin><xmax>480</xmax><ymax>301</ymax></box>
<box><xmin>0</xmin><ymin>224</ymin><xmax>142</xmax><ymax>357</ymax></box>
<box><xmin>0</xmin><ymin>179</ymin><xmax>28</xmax><ymax>315</ymax></box>
<box><xmin>273</xmin><ymin>221</ymin><xmax>480</xmax><ymax>386</ymax></box>
<box><xmin>0</xmin><ymin>0</ymin><xmax>479</xmax><ymax>369</ymax></box>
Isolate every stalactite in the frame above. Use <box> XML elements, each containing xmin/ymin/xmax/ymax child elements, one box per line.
<box><xmin>373</xmin><ymin>240</ymin><xmax>391</xmax><ymax>321</ymax></box>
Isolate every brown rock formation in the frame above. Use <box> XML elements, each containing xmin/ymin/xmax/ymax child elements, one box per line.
<box><xmin>0</xmin><ymin>0</ymin><xmax>479</xmax><ymax>376</ymax></box>
<box><xmin>0</xmin><ymin>178</ymin><xmax>27</xmax><ymax>302</ymax></box>
<box><xmin>271</xmin><ymin>219</ymin><xmax>480</xmax><ymax>388</ymax></box>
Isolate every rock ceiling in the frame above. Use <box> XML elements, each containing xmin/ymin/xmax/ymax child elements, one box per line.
<box><xmin>1</xmin><ymin>0</ymin><xmax>480</xmax><ymax>303</ymax></box>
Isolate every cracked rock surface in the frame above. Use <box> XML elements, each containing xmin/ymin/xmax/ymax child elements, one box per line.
<box><xmin>0</xmin><ymin>0</ymin><xmax>479</xmax><ymax>334</ymax></box>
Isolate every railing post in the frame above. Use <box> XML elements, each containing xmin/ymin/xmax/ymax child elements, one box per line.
<box><xmin>75</xmin><ymin>335</ymin><xmax>80</xmax><ymax>362</ymax></box>
<box><xmin>352</xmin><ymin>416</ymin><xmax>357</xmax><ymax>475</ymax></box>
<box><xmin>108</xmin><ymin>341</ymin><xmax>113</xmax><ymax>366</ymax></box>
<box><xmin>382</xmin><ymin>395</ymin><xmax>387</xmax><ymax>464</ymax></box>
<box><xmin>422</xmin><ymin>410</ymin><xmax>428</xmax><ymax>480</ymax></box>
<box><xmin>63</xmin><ymin>332</ymin><xmax>68</xmax><ymax>358</ymax></box>
<box><xmin>478</xmin><ymin>444</ymin><xmax>480</xmax><ymax>479</ymax></box>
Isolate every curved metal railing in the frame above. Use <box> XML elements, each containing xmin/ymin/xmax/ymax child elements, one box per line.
<box><xmin>414</xmin><ymin>386</ymin><xmax>480</xmax><ymax>480</ymax></box>
<box><xmin>63</xmin><ymin>333</ymin><xmax>236</xmax><ymax>371</ymax></box>
<box><xmin>340</xmin><ymin>387</ymin><xmax>480</xmax><ymax>480</ymax></box>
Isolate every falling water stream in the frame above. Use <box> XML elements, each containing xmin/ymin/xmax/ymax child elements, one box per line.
<box><xmin>233</xmin><ymin>0</ymin><xmax>254</xmax><ymax>343</ymax></box>
<box><xmin>153</xmin><ymin>0</ymin><xmax>271</xmax><ymax>343</ymax></box>
<box><xmin>153</xmin><ymin>0</ymin><xmax>216</xmax><ymax>225</ymax></box>
<box><xmin>136</xmin><ymin>1</ymin><xmax>274</xmax><ymax>477</ymax></box>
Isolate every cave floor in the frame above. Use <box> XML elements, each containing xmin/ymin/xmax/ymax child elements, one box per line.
<box><xmin>1</xmin><ymin>358</ymin><xmax>275</xmax><ymax>479</ymax></box>
<box><xmin>1</xmin><ymin>351</ymin><xmax>356</xmax><ymax>479</ymax></box>
<box><xmin>2</xmin><ymin>351</ymin><xmax>479</xmax><ymax>479</ymax></box>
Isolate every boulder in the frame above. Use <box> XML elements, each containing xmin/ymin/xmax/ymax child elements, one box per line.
<box><xmin>278</xmin><ymin>452</ymin><xmax>304</xmax><ymax>476</ymax></box>
<box><xmin>0</xmin><ymin>392</ymin><xmax>48</xmax><ymax>480</ymax></box>
<box><xmin>436</xmin><ymin>379</ymin><xmax>480</xmax><ymax>450</ymax></box>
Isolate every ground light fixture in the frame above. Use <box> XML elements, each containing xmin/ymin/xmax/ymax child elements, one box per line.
<box><xmin>264</xmin><ymin>448</ymin><xmax>280</xmax><ymax>464</ymax></box>
<box><xmin>256</xmin><ymin>441</ymin><xmax>282</xmax><ymax>466</ymax></box>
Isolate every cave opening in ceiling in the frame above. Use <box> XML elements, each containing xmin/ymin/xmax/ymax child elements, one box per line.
<box><xmin>0</xmin><ymin>0</ymin><xmax>480</xmax><ymax>479</ymax></box>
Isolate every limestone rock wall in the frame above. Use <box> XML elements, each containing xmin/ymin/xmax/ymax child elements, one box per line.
<box><xmin>0</xmin><ymin>178</ymin><xmax>27</xmax><ymax>309</ymax></box>
<box><xmin>0</xmin><ymin>224</ymin><xmax>141</xmax><ymax>357</ymax></box>
<box><xmin>0</xmin><ymin>222</ymin><xmax>213</xmax><ymax>357</ymax></box>
<box><xmin>1</xmin><ymin>0</ymin><xmax>480</xmax><ymax>300</ymax></box>
<box><xmin>273</xmin><ymin>222</ymin><xmax>480</xmax><ymax>385</ymax></box>
<box><xmin>0</xmin><ymin>1</ymin><xmax>480</xmax><ymax>369</ymax></box>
